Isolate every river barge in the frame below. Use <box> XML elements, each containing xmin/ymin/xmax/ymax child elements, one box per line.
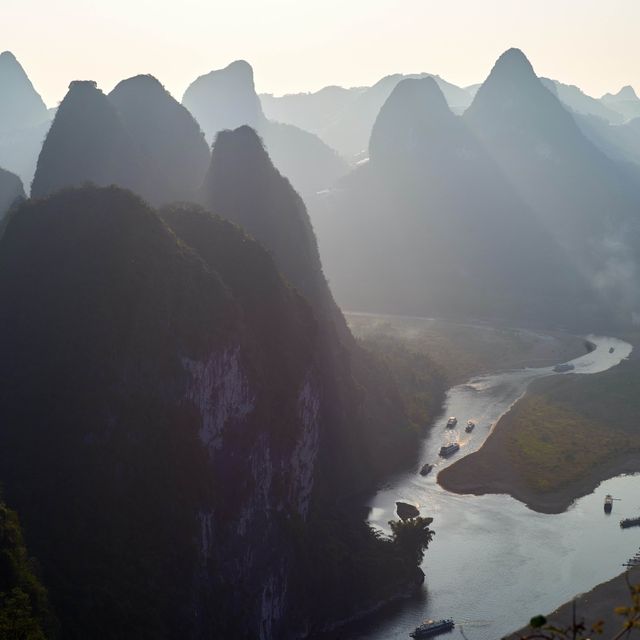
<box><xmin>410</xmin><ymin>619</ymin><xmax>455</xmax><ymax>638</ymax></box>
<box><xmin>620</xmin><ymin>517</ymin><xmax>640</xmax><ymax>529</ymax></box>
<box><xmin>439</xmin><ymin>443</ymin><xmax>460</xmax><ymax>458</ymax></box>
<box><xmin>604</xmin><ymin>494</ymin><xmax>613</xmax><ymax>513</ymax></box>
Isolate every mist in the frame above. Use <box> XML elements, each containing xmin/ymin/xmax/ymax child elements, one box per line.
<box><xmin>2</xmin><ymin>7</ymin><xmax>640</xmax><ymax>640</ymax></box>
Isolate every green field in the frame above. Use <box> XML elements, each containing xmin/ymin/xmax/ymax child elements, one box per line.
<box><xmin>501</xmin><ymin>359</ymin><xmax>640</xmax><ymax>493</ymax></box>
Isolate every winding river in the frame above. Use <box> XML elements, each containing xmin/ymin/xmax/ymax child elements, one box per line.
<box><xmin>353</xmin><ymin>335</ymin><xmax>637</xmax><ymax>639</ymax></box>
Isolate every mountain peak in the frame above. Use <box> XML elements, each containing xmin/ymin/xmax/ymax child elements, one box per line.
<box><xmin>225</xmin><ymin>59</ymin><xmax>254</xmax><ymax>79</ymax></box>
<box><xmin>68</xmin><ymin>79</ymin><xmax>99</xmax><ymax>92</ymax></box>
<box><xmin>466</xmin><ymin>47</ymin><xmax>570</xmax><ymax>126</ymax></box>
<box><xmin>606</xmin><ymin>85</ymin><xmax>639</xmax><ymax>101</ymax></box>
<box><xmin>108</xmin><ymin>72</ymin><xmax>210</xmax><ymax>204</ymax></box>
<box><xmin>0</xmin><ymin>51</ymin><xmax>48</xmax><ymax>132</ymax></box>
<box><xmin>369</xmin><ymin>76</ymin><xmax>457</xmax><ymax>163</ymax></box>
<box><xmin>0</xmin><ymin>50</ymin><xmax>18</xmax><ymax>64</ymax></box>
<box><xmin>489</xmin><ymin>48</ymin><xmax>537</xmax><ymax>83</ymax></box>
<box><xmin>213</xmin><ymin>124</ymin><xmax>267</xmax><ymax>156</ymax></box>
<box><xmin>182</xmin><ymin>60</ymin><xmax>264</xmax><ymax>143</ymax></box>
<box><xmin>201</xmin><ymin>124</ymin><xmax>329</xmax><ymax>305</ymax></box>
<box><xmin>111</xmin><ymin>74</ymin><xmax>164</xmax><ymax>93</ymax></box>
<box><xmin>31</xmin><ymin>79</ymin><xmax>138</xmax><ymax>198</ymax></box>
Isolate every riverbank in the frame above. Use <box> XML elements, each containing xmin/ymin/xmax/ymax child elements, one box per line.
<box><xmin>506</xmin><ymin>566</ymin><xmax>640</xmax><ymax>639</ymax></box>
<box><xmin>439</xmin><ymin>353</ymin><xmax>640</xmax><ymax>514</ymax></box>
<box><xmin>347</xmin><ymin>312</ymin><xmax>587</xmax><ymax>384</ymax></box>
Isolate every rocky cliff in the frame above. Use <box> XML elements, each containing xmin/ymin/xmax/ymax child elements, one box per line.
<box><xmin>0</xmin><ymin>185</ymin><xmax>424</xmax><ymax>639</ymax></box>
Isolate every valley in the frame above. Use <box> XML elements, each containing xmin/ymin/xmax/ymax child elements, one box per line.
<box><xmin>335</xmin><ymin>315</ymin><xmax>638</xmax><ymax>639</ymax></box>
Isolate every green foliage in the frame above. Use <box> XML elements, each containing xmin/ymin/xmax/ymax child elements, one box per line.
<box><xmin>497</xmin><ymin>359</ymin><xmax>640</xmax><ymax>493</ymax></box>
<box><xmin>389</xmin><ymin>517</ymin><xmax>435</xmax><ymax>566</ymax></box>
<box><xmin>0</xmin><ymin>187</ymin><xmax>318</xmax><ymax>637</ymax></box>
<box><xmin>360</xmin><ymin>334</ymin><xmax>446</xmax><ymax>429</ymax></box>
<box><xmin>287</xmin><ymin>506</ymin><xmax>432</xmax><ymax>630</ymax></box>
<box><xmin>0</xmin><ymin>589</ymin><xmax>45</xmax><ymax>640</ymax></box>
<box><xmin>0</xmin><ymin>501</ymin><xmax>55</xmax><ymax>639</ymax></box>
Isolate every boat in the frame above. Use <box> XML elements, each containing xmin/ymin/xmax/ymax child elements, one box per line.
<box><xmin>439</xmin><ymin>443</ymin><xmax>460</xmax><ymax>458</ymax></box>
<box><xmin>609</xmin><ymin>347</ymin><xmax>615</xmax><ymax>354</ymax></box>
<box><xmin>410</xmin><ymin>619</ymin><xmax>455</xmax><ymax>638</ymax></box>
<box><xmin>465</xmin><ymin>420</ymin><xmax>475</xmax><ymax>433</ymax></box>
<box><xmin>604</xmin><ymin>494</ymin><xmax>613</xmax><ymax>513</ymax></box>
<box><xmin>446</xmin><ymin>417</ymin><xmax>457</xmax><ymax>428</ymax></box>
<box><xmin>620</xmin><ymin>517</ymin><xmax>640</xmax><ymax>529</ymax></box>
<box><xmin>419</xmin><ymin>463</ymin><xmax>434</xmax><ymax>476</ymax></box>
<box><xmin>553</xmin><ymin>363</ymin><xmax>575</xmax><ymax>373</ymax></box>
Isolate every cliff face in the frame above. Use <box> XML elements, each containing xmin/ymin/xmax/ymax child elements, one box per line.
<box><xmin>0</xmin><ymin>185</ymin><xmax>422</xmax><ymax>639</ymax></box>
<box><xmin>0</xmin><ymin>186</ymin><xmax>327</xmax><ymax>638</ymax></box>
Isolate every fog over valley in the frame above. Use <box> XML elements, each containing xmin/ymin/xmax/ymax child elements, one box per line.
<box><xmin>2</xmin><ymin>6</ymin><xmax>640</xmax><ymax>639</ymax></box>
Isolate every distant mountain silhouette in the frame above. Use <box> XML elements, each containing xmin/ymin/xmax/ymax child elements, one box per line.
<box><xmin>0</xmin><ymin>52</ymin><xmax>52</xmax><ymax>187</ymax></box>
<box><xmin>261</xmin><ymin>85</ymin><xmax>364</xmax><ymax>134</ymax></box>
<box><xmin>200</xmin><ymin>125</ymin><xmax>327</xmax><ymax>305</ymax></box>
<box><xmin>109</xmin><ymin>74</ymin><xmax>210</xmax><ymax>204</ymax></box>
<box><xmin>463</xmin><ymin>49</ymin><xmax>640</xmax><ymax>319</ymax></box>
<box><xmin>601</xmin><ymin>86</ymin><xmax>640</xmax><ymax>122</ymax></box>
<box><xmin>573</xmin><ymin>113</ymin><xmax>640</xmax><ymax>174</ymax></box>
<box><xmin>183</xmin><ymin>61</ymin><xmax>346</xmax><ymax>198</ymax></box>
<box><xmin>31</xmin><ymin>80</ymin><xmax>142</xmax><ymax>198</ymax></box>
<box><xmin>317</xmin><ymin>73</ymin><xmax>474</xmax><ymax>158</ymax></box>
<box><xmin>368</xmin><ymin>77</ymin><xmax>469</xmax><ymax>165</ymax></box>
<box><xmin>0</xmin><ymin>166</ymin><xmax>24</xmax><ymax>220</ymax></box>
<box><xmin>33</xmin><ymin>76</ymin><xmax>210</xmax><ymax>205</ymax></box>
<box><xmin>314</xmin><ymin>66</ymin><xmax>631</xmax><ymax>328</ymax></box>
<box><xmin>183</xmin><ymin>60</ymin><xmax>265</xmax><ymax>139</ymax></box>
<box><xmin>0</xmin><ymin>51</ymin><xmax>48</xmax><ymax>132</ymax></box>
<box><xmin>541</xmin><ymin>78</ymin><xmax>623</xmax><ymax>123</ymax></box>
<box><xmin>464</xmin><ymin>49</ymin><xmax>640</xmax><ymax>301</ymax></box>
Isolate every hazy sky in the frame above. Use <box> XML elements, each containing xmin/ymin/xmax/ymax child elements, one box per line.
<box><xmin>3</xmin><ymin>0</ymin><xmax>639</xmax><ymax>107</ymax></box>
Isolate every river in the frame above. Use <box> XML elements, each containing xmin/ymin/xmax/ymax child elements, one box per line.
<box><xmin>348</xmin><ymin>335</ymin><xmax>637</xmax><ymax>640</ymax></box>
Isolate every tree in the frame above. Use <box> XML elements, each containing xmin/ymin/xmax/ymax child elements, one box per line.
<box><xmin>389</xmin><ymin>516</ymin><xmax>435</xmax><ymax>565</ymax></box>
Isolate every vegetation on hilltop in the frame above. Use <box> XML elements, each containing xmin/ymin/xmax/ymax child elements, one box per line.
<box><xmin>0</xmin><ymin>499</ymin><xmax>56</xmax><ymax>639</ymax></box>
<box><xmin>0</xmin><ymin>187</ymin><xmax>437</xmax><ymax>638</ymax></box>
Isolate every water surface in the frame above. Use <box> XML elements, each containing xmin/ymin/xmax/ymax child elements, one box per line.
<box><xmin>353</xmin><ymin>336</ymin><xmax>636</xmax><ymax>639</ymax></box>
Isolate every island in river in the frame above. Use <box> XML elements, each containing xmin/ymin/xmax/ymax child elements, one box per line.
<box><xmin>439</xmin><ymin>348</ymin><xmax>640</xmax><ymax>514</ymax></box>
